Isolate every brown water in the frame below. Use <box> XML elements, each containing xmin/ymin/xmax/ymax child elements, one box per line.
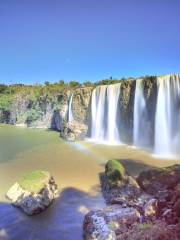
<box><xmin>0</xmin><ymin>124</ymin><xmax>179</xmax><ymax>240</ymax></box>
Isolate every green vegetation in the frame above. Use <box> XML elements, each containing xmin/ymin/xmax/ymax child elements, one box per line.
<box><xmin>18</xmin><ymin>170</ymin><xmax>48</xmax><ymax>193</ymax></box>
<box><xmin>0</xmin><ymin>75</ymin><xmax>157</xmax><ymax>124</ymax></box>
<box><xmin>105</xmin><ymin>159</ymin><xmax>126</xmax><ymax>187</ymax></box>
<box><xmin>0</xmin><ymin>94</ymin><xmax>13</xmax><ymax>112</ymax></box>
<box><xmin>26</xmin><ymin>106</ymin><xmax>43</xmax><ymax>125</ymax></box>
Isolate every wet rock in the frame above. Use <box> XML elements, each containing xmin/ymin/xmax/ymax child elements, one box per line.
<box><xmin>6</xmin><ymin>171</ymin><xmax>58</xmax><ymax>215</ymax></box>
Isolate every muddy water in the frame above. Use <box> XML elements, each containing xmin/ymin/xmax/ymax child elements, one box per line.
<box><xmin>0</xmin><ymin>125</ymin><xmax>179</xmax><ymax>240</ymax></box>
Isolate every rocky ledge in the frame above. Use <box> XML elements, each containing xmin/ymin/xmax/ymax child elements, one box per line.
<box><xmin>60</xmin><ymin>121</ymin><xmax>88</xmax><ymax>141</ymax></box>
<box><xmin>83</xmin><ymin>160</ymin><xmax>180</xmax><ymax>240</ymax></box>
<box><xmin>6</xmin><ymin>170</ymin><xmax>58</xmax><ymax>215</ymax></box>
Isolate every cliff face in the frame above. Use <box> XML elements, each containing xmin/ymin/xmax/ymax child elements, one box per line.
<box><xmin>0</xmin><ymin>93</ymin><xmax>67</xmax><ymax>129</ymax></box>
<box><xmin>0</xmin><ymin>77</ymin><xmax>159</xmax><ymax>142</ymax></box>
<box><xmin>71</xmin><ymin>87</ymin><xmax>93</xmax><ymax>124</ymax></box>
<box><xmin>118</xmin><ymin>77</ymin><xmax>157</xmax><ymax>144</ymax></box>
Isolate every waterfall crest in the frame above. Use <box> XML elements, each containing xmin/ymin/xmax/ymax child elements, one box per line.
<box><xmin>68</xmin><ymin>93</ymin><xmax>74</xmax><ymax>122</ymax></box>
<box><xmin>90</xmin><ymin>83</ymin><xmax>121</xmax><ymax>143</ymax></box>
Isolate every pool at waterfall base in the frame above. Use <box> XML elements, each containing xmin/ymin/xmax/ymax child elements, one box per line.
<box><xmin>0</xmin><ymin>124</ymin><xmax>179</xmax><ymax>240</ymax></box>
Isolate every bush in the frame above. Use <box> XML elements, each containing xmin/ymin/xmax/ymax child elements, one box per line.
<box><xmin>0</xmin><ymin>95</ymin><xmax>13</xmax><ymax>111</ymax></box>
<box><xmin>68</xmin><ymin>81</ymin><xmax>81</xmax><ymax>88</ymax></box>
<box><xmin>83</xmin><ymin>81</ymin><xmax>94</xmax><ymax>87</ymax></box>
<box><xmin>26</xmin><ymin>106</ymin><xmax>43</xmax><ymax>124</ymax></box>
<box><xmin>0</xmin><ymin>84</ymin><xmax>8</xmax><ymax>94</ymax></box>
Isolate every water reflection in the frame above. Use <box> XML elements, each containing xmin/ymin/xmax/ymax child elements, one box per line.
<box><xmin>0</xmin><ymin>186</ymin><xmax>105</xmax><ymax>240</ymax></box>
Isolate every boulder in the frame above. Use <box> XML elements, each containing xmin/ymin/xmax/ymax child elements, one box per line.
<box><xmin>60</xmin><ymin>122</ymin><xmax>88</xmax><ymax>141</ymax></box>
<box><xmin>137</xmin><ymin>165</ymin><xmax>180</xmax><ymax>195</ymax></box>
<box><xmin>105</xmin><ymin>160</ymin><xmax>126</xmax><ymax>188</ymax></box>
<box><xmin>83</xmin><ymin>205</ymin><xmax>140</xmax><ymax>240</ymax></box>
<box><xmin>83</xmin><ymin>210</ymin><xmax>116</xmax><ymax>240</ymax></box>
<box><xmin>101</xmin><ymin>160</ymin><xmax>141</xmax><ymax>204</ymax></box>
<box><xmin>6</xmin><ymin>170</ymin><xmax>58</xmax><ymax>215</ymax></box>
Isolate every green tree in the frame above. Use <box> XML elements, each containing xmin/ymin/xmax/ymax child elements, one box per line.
<box><xmin>83</xmin><ymin>81</ymin><xmax>93</xmax><ymax>87</ymax></box>
<box><xmin>0</xmin><ymin>84</ymin><xmax>7</xmax><ymax>94</ymax></box>
<box><xmin>44</xmin><ymin>81</ymin><xmax>50</xmax><ymax>86</ymax></box>
<box><xmin>68</xmin><ymin>81</ymin><xmax>81</xmax><ymax>88</ymax></box>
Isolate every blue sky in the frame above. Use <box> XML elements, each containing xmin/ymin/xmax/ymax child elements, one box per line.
<box><xmin>0</xmin><ymin>0</ymin><xmax>180</xmax><ymax>84</ymax></box>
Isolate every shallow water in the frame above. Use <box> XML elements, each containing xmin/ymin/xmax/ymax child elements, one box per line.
<box><xmin>0</xmin><ymin>125</ymin><xmax>179</xmax><ymax>240</ymax></box>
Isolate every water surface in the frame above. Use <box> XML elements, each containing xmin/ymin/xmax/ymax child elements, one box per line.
<box><xmin>0</xmin><ymin>125</ymin><xmax>179</xmax><ymax>240</ymax></box>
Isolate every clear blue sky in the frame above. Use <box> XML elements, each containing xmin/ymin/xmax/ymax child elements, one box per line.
<box><xmin>0</xmin><ymin>0</ymin><xmax>180</xmax><ymax>84</ymax></box>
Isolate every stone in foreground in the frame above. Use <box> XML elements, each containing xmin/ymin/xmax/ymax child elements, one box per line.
<box><xmin>6</xmin><ymin>170</ymin><xmax>58</xmax><ymax>215</ymax></box>
<box><xmin>83</xmin><ymin>205</ymin><xmax>140</xmax><ymax>240</ymax></box>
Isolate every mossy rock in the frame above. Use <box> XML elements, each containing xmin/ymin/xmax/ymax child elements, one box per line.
<box><xmin>18</xmin><ymin>170</ymin><xmax>49</xmax><ymax>194</ymax></box>
<box><xmin>105</xmin><ymin>160</ymin><xmax>126</xmax><ymax>188</ymax></box>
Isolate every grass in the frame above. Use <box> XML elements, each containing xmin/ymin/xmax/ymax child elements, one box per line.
<box><xmin>18</xmin><ymin>170</ymin><xmax>48</xmax><ymax>193</ymax></box>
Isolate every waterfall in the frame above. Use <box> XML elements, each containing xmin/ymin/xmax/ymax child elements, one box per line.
<box><xmin>90</xmin><ymin>83</ymin><xmax>121</xmax><ymax>143</ymax></box>
<box><xmin>68</xmin><ymin>93</ymin><xmax>74</xmax><ymax>122</ymax></box>
<box><xmin>106</xmin><ymin>84</ymin><xmax>121</xmax><ymax>142</ymax></box>
<box><xmin>133</xmin><ymin>79</ymin><xmax>150</xmax><ymax>148</ymax></box>
<box><xmin>89</xmin><ymin>74</ymin><xmax>180</xmax><ymax>158</ymax></box>
<box><xmin>154</xmin><ymin>74</ymin><xmax>180</xmax><ymax>156</ymax></box>
<box><xmin>91</xmin><ymin>85</ymin><xmax>107</xmax><ymax>140</ymax></box>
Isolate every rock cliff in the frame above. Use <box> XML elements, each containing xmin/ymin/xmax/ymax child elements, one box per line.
<box><xmin>0</xmin><ymin>76</ymin><xmax>164</xmax><ymax>142</ymax></box>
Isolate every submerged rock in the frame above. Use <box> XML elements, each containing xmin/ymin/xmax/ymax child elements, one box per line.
<box><xmin>6</xmin><ymin>170</ymin><xmax>58</xmax><ymax>215</ymax></box>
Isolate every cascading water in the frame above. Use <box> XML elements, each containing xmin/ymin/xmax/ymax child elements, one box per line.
<box><xmin>68</xmin><ymin>93</ymin><xmax>74</xmax><ymax>122</ymax></box>
<box><xmin>91</xmin><ymin>85</ymin><xmax>108</xmax><ymax>141</ymax></box>
<box><xmin>90</xmin><ymin>74</ymin><xmax>180</xmax><ymax>158</ymax></box>
<box><xmin>90</xmin><ymin>83</ymin><xmax>121</xmax><ymax>143</ymax></box>
<box><xmin>106</xmin><ymin>84</ymin><xmax>121</xmax><ymax>142</ymax></box>
<box><xmin>133</xmin><ymin>79</ymin><xmax>150</xmax><ymax>148</ymax></box>
<box><xmin>154</xmin><ymin>74</ymin><xmax>180</xmax><ymax>156</ymax></box>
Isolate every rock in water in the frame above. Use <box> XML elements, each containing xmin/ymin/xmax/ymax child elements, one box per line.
<box><xmin>6</xmin><ymin>170</ymin><xmax>58</xmax><ymax>215</ymax></box>
<box><xmin>101</xmin><ymin>160</ymin><xmax>141</xmax><ymax>204</ymax></box>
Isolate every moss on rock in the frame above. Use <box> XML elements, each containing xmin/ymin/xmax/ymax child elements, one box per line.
<box><xmin>18</xmin><ymin>170</ymin><xmax>49</xmax><ymax>193</ymax></box>
<box><xmin>105</xmin><ymin>160</ymin><xmax>126</xmax><ymax>187</ymax></box>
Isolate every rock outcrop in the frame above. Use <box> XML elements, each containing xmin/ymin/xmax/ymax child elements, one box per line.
<box><xmin>101</xmin><ymin>160</ymin><xmax>141</xmax><ymax>204</ymax></box>
<box><xmin>83</xmin><ymin>162</ymin><xmax>180</xmax><ymax>240</ymax></box>
<box><xmin>60</xmin><ymin>87</ymin><xmax>93</xmax><ymax>140</ymax></box>
<box><xmin>0</xmin><ymin>86</ymin><xmax>93</xmax><ymax>140</ymax></box>
<box><xmin>6</xmin><ymin>170</ymin><xmax>58</xmax><ymax>215</ymax></box>
<box><xmin>60</xmin><ymin>122</ymin><xmax>88</xmax><ymax>141</ymax></box>
<box><xmin>83</xmin><ymin>205</ymin><xmax>140</xmax><ymax>240</ymax></box>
